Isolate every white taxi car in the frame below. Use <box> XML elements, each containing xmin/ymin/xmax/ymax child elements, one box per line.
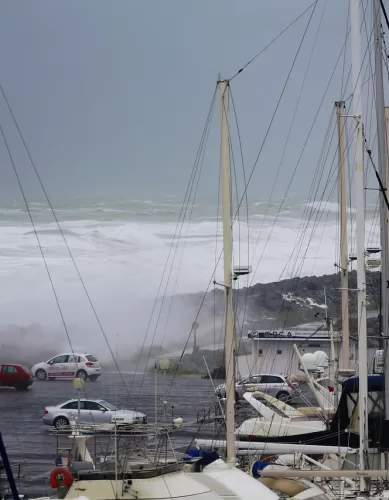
<box><xmin>32</xmin><ymin>353</ymin><xmax>102</xmax><ymax>381</ymax></box>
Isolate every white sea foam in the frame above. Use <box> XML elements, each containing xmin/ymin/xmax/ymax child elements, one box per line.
<box><xmin>0</xmin><ymin>200</ymin><xmax>379</xmax><ymax>356</ymax></box>
<box><xmin>304</xmin><ymin>201</ymin><xmax>356</xmax><ymax>214</ymax></box>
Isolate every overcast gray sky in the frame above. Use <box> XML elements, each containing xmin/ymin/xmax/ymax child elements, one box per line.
<box><xmin>0</xmin><ymin>1</ymin><xmax>354</xmax><ymax>204</ymax></box>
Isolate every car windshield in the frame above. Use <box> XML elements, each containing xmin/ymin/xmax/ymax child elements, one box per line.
<box><xmin>86</xmin><ymin>355</ymin><xmax>98</xmax><ymax>362</ymax></box>
<box><xmin>20</xmin><ymin>365</ymin><xmax>30</xmax><ymax>372</ymax></box>
<box><xmin>99</xmin><ymin>400</ymin><xmax>118</xmax><ymax>411</ymax></box>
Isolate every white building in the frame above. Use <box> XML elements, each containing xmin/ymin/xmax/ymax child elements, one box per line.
<box><xmin>236</xmin><ymin>328</ymin><xmax>348</xmax><ymax>377</ymax></box>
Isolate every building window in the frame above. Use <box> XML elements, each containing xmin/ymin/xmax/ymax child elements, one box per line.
<box><xmin>277</xmin><ymin>349</ymin><xmax>282</xmax><ymax>355</ymax></box>
<box><xmin>258</xmin><ymin>349</ymin><xmax>263</xmax><ymax>356</ymax></box>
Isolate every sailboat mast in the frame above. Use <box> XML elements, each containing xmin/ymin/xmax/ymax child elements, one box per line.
<box><xmin>350</xmin><ymin>0</ymin><xmax>368</xmax><ymax>487</ymax></box>
<box><xmin>336</xmin><ymin>101</ymin><xmax>349</xmax><ymax>369</ymax></box>
<box><xmin>219</xmin><ymin>76</ymin><xmax>235</xmax><ymax>464</ymax></box>
<box><xmin>385</xmin><ymin>108</ymin><xmax>389</xmax><ymax>200</ymax></box>
<box><xmin>373</xmin><ymin>0</ymin><xmax>389</xmax><ymax>419</ymax></box>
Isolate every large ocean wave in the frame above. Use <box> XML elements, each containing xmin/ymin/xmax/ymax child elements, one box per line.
<box><xmin>0</xmin><ymin>198</ymin><xmax>379</xmax><ymax>357</ymax></box>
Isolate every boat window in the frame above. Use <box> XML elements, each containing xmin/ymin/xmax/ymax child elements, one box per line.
<box><xmin>346</xmin><ymin>393</ymin><xmax>357</xmax><ymax>417</ymax></box>
<box><xmin>367</xmin><ymin>391</ymin><xmax>384</xmax><ymax>415</ymax></box>
<box><xmin>346</xmin><ymin>391</ymin><xmax>385</xmax><ymax>418</ymax></box>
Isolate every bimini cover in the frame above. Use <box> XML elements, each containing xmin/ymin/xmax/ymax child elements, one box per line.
<box><xmin>342</xmin><ymin>375</ymin><xmax>384</xmax><ymax>394</ymax></box>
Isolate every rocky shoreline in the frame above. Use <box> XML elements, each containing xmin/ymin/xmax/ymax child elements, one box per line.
<box><xmin>187</xmin><ymin>269</ymin><xmax>381</xmax><ymax>335</ymax></box>
<box><xmin>110</xmin><ymin>269</ymin><xmax>382</xmax><ymax>372</ymax></box>
<box><xmin>3</xmin><ymin>270</ymin><xmax>381</xmax><ymax>370</ymax></box>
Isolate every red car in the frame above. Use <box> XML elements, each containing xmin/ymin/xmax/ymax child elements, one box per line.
<box><xmin>0</xmin><ymin>364</ymin><xmax>34</xmax><ymax>391</ymax></box>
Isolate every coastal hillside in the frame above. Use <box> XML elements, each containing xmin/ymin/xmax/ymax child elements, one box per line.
<box><xmin>186</xmin><ymin>269</ymin><xmax>380</xmax><ymax>336</ymax></box>
<box><xmin>1</xmin><ymin>270</ymin><xmax>380</xmax><ymax>370</ymax></box>
<box><xmin>109</xmin><ymin>270</ymin><xmax>381</xmax><ymax>372</ymax></box>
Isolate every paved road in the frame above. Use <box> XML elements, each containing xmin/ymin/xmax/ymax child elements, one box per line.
<box><xmin>0</xmin><ymin>372</ymin><xmax>223</xmax><ymax>496</ymax></box>
<box><xmin>0</xmin><ymin>373</ymin><xmax>318</xmax><ymax>497</ymax></box>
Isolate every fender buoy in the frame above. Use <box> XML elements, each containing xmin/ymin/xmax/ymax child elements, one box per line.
<box><xmin>50</xmin><ymin>467</ymin><xmax>73</xmax><ymax>489</ymax></box>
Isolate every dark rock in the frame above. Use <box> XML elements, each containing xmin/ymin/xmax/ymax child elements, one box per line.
<box><xmin>187</xmin><ymin>270</ymin><xmax>381</xmax><ymax>336</ymax></box>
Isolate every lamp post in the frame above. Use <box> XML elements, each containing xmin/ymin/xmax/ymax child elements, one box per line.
<box><xmin>72</xmin><ymin>377</ymin><xmax>85</xmax><ymax>424</ymax></box>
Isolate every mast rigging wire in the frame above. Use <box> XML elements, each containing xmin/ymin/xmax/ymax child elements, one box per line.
<box><xmin>364</xmin><ymin>136</ymin><xmax>389</xmax><ymax>212</ymax></box>
<box><xmin>203</xmin><ymin>2</ymin><xmax>375</xmax><ymax>388</ymax></box>
<box><xmin>0</xmin><ymin>83</ymin><xmax>130</xmax><ymax>393</ymax></box>
<box><xmin>232</xmin><ymin>1</ymin><xmax>327</xmax><ymax>368</ymax></box>
<box><xmin>245</xmin><ymin>0</ymin><xmax>328</xmax><ymax>292</ymax></box>
<box><xmin>229</xmin><ymin>1</ymin><xmax>319</xmax><ymax>223</ymax></box>
<box><xmin>229</xmin><ymin>0</ymin><xmax>318</xmax><ymax>81</ymax></box>
<box><xmin>241</xmin><ymin>9</ymin><xmax>375</xmax><ymax>333</ymax></box>
<box><xmin>168</xmin><ymin>2</ymin><xmax>349</xmax><ymax>390</ymax></box>
<box><xmin>247</xmin><ymin>115</ymin><xmax>356</xmax><ymax>337</ymax></box>
<box><xmin>231</xmin><ymin>7</ymin><xmax>358</xmax><ymax>372</ymax></box>
<box><xmin>193</xmin><ymin>3</ymin><xmax>317</xmax><ymax>396</ymax></box>
<box><xmin>194</xmin><ymin>0</ymin><xmax>319</xmax><ymax>398</ymax></box>
<box><xmin>125</xmin><ymin>85</ymin><xmax>218</xmax><ymax>409</ymax></box>
<box><xmin>0</xmin><ymin>125</ymin><xmax>102</xmax><ymax>411</ymax></box>
<box><xmin>232</xmin><ymin>4</ymin><xmax>366</xmax><ymax>296</ymax></box>
<box><xmin>200</xmin><ymin>10</ymin><xmax>327</xmax><ymax>383</ymax></box>
<box><xmin>0</xmin><ymin>124</ymin><xmax>77</xmax><ymax>362</ymax></box>
<box><xmin>380</xmin><ymin>0</ymin><xmax>389</xmax><ymax>31</ymax></box>
<box><xmin>141</xmin><ymin>87</ymin><xmax>218</xmax><ymax>408</ymax></box>
<box><xmin>164</xmin><ymin>1</ymin><xmax>364</xmax><ymax>390</ymax></box>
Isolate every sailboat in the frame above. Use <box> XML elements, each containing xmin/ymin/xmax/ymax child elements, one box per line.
<box><xmin>200</xmin><ymin>0</ymin><xmax>389</xmax><ymax>496</ymax></box>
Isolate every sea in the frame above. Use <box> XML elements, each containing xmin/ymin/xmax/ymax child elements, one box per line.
<box><xmin>0</xmin><ymin>196</ymin><xmax>380</xmax><ymax>356</ymax></box>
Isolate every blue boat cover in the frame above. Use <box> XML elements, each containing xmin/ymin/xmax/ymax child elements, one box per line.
<box><xmin>342</xmin><ymin>375</ymin><xmax>384</xmax><ymax>393</ymax></box>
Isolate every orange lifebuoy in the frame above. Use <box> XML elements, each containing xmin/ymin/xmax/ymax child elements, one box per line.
<box><xmin>50</xmin><ymin>467</ymin><xmax>73</xmax><ymax>489</ymax></box>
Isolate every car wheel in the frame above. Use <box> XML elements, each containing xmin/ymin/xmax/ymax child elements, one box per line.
<box><xmin>89</xmin><ymin>375</ymin><xmax>98</xmax><ymax>381</ymax></box>
<box><xmin>53</xmin><ymin>416</ymin><xmax>70</xmax><ymax>429</ymax></box>
<box><xmin>276</xmin><ymin>391</ymin><xmax>290</xmax><ymax>402</ymax></box>
<box><xmin>76</xmin><ymin>370</ymin><xmax>87</xmax><ymax>381</ymax></box>
<box><xmin>36</xmin><ymin>369</ymin><xmax>47</xmax><ymax>381</ymax></box>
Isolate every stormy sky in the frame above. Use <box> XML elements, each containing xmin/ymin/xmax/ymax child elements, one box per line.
<box><xmin>0</xmin><ymin>0</ymin><xmax>353</xmax><ymax>204</ymax></box>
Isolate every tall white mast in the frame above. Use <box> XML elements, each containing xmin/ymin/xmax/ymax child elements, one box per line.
<box><xmin>350</xmin><ymin>0</ymin><xmax>368</xmax><ymax>487</ymax></box>
<box><xmin>219</xmin><ymin>75</ymin><xmax>235</xmax><ymax>464</ymax></box>
<box><xmin>373</xmin><ymin>0</ymin><xmax>389</xmax><ymax>419</ymax></box>
<box><xmin>336</xmin><ymin>100</ymin><xmax>350</xmax><ymax>369</ymax></box>
<box><xmin>385</xmin><ymin>108</ymin><xmax>389</xmax><ymax>201</ymax></box>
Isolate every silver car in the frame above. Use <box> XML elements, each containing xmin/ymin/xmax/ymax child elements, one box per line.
<box><xmin>42</xmin><ymin>398</ymin><xmax>147</xmax><ymax>429</ymax></box>
<box><xmin>215</xmin><ymin>374</ymin><xmax>298</xmax><ymax>402</ymax></box>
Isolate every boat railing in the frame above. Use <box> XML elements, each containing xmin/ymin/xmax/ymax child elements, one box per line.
<box><xmin>49</xmin><ymin>422</ymin><xmax>193</xmax><ymax>473</ymax></box>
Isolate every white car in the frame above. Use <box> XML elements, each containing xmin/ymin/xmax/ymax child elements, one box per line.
<box><xmin>32</xmin><ymin>353</ymin><xmax>102</xmax><ymax>381</ymax></box>
<box><xmin>215</xmin><ymin>374</ymin><xmax>298</xmax><ymax>402</ymax></box>
<box><xmin>42</xmin><ymin>399</ymin><xmax>146</xmax><ymax>428</ymax></box>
